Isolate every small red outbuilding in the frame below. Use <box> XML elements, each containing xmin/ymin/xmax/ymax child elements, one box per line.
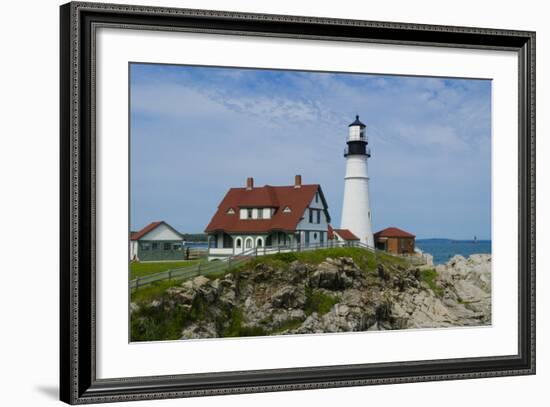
<box><xmin>374</xmin><ymin>227</ymin><xmax>416</xmax><ymax>254</ymax></box>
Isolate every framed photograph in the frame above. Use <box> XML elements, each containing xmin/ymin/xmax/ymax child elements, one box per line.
<box><xmin>60</xmin><ymin>1</ymin><xmax>535</xmax><ymax>404</ymax></box>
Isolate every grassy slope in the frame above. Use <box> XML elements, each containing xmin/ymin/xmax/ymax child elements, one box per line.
<box><xmin>130</xmin><ymin>260</ymin><xmax>202</xmax><ymax>279</ymax></box>
<box><xmin>131</xmin><ymin>248</ymin><xmax>408</xmax><ymax>303</ymax></box>
<box><xmin>239</xmin><ymin>247</ymin><xmax>407</xmax><ymax>274</ymax></box>
<box><xmin>131</xmin><ymin>248</ymin><xmax>412</xmax><ymax>340</ymax></box>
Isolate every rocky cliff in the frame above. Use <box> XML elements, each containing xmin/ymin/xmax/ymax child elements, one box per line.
<box><xmin>130</xmin><ymin>249</ymin><xmax>491</xmax><ymax>341</ymax></box>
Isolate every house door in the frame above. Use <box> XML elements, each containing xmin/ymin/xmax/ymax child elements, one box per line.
<box><xmin>235</xmin><ymin>237</ymin><xmax>243</xmax><ymax>255</ymax></box>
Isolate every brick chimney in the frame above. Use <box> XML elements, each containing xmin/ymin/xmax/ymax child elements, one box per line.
<box><xmin>246</xmin><ymin>177</ymin><xmax>254</xmax><ymax>190</ymax></box>
<box><xmin>294</xmin><ymin>174</ymin><xmax>302</xmax><ymax>188</ymax></box>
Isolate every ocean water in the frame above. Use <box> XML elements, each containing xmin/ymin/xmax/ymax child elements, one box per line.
<box><xmin>415</xmin><ymin>239</ymin><xmax>491</xmax><ymax>265</ymax></box>
<box><xmin>185</xmin><ymin>242</ymin><xmax>208</xmax><ymax>249</ymax></box>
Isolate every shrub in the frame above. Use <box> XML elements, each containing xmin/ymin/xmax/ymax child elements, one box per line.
<box><xmin>420</xmin><ymin>268</ymin><xmax>444</xmax><ymax>297</ymax></box>
<box><xmin>304</xmin><ymin>287</ymin><xmax>339</xmax><ymax>316</ymax></box>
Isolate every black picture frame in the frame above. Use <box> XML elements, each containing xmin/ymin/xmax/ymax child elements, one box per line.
<box><xmin>60</xmin><ymin>2</ymin><xmax>536</xmax><ymax>404</ymax></box>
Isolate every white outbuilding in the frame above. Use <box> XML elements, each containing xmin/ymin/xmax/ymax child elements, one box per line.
<box><xmin>130</xmin><ymin>221</ymin><xmax>185</xmax><ymax>261</ymax></box>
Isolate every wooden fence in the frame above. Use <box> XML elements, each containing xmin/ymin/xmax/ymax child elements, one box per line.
<box><xmin>129</xmin><ymin>240</ymin><xmax>396</xmax><ymax>291</ymax></box>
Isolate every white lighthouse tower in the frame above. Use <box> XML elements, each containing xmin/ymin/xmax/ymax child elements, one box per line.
<box><xmin>340</xmin><ymin>115</ymin><xmax>374</xmax><ymax>247</ymax></box>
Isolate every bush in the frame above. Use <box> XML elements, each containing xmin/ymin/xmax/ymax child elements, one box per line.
<box><xmin>304</xmin><ymin>287</ymin><xmax>339</xmax><ymax>316</ymax></box>
<box><xmin>420</xmin><ymin>268</ymin><xmax>444</xmax><ymax>297</ymax></box>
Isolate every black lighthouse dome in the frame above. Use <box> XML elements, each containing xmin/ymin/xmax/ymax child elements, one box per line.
<box><xmin>349</xmin><ymin>115</ymin><xmax>366</xmax><ymax>128</ymax></box>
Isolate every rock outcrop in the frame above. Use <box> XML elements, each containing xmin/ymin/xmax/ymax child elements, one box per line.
<box><xmin>131</xmin><ymin>252</ymin><xmax>491</xmax><ymax>341</ymax></box>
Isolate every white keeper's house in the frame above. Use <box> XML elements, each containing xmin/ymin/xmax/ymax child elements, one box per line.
<box><xmin>205</xmin><ymin>175</ymin><xmax>331</xmax><ymax>259</ymax></box>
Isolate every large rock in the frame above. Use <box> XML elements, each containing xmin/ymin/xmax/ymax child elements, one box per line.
<box><xmin>271</xmin><ymin>286</ymin><xmax>306</xmax><ymax>309</ymax></box>
<box><xmin>181</xmin><ymin>322</ymin><xmax>218</xmax><ymax>340</ymax></box>
<box><xmin>309</xmin><ymin>257</ymin><xmax>360</xmax><ymax>290</ymax></box>
<box><xmin>437</xmin><ymin>254</ymin><xmax>491</xmax><ymax>323</ymax></box>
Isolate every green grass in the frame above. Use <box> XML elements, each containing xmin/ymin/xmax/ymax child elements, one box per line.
<box><xmin>130</xmin><ymin>280</ymin><xmax>182</xmax><ymax>303</ymax></box>
<box><xmin>130</xmin><ymin>260</ymin><xmax>202</xmax><ymax>279</ymax></box>
<box><xmin>305</xmin><ymin>287</ymin><xmax>339</xmax><ymax>316</ymax></box>
<box><xmin>236</xmin><ymin>247</ymin><xmax>393</xmax><ymax>276</ymax></box>
<box><xmin>420</xmin><ymin>268</ymin><xmax>444</xmax><ymax>297</ymax></box>
<box><xmin>272</xmin><ymin>318</ymin><xmax>304</xmax><ymax>333</ymax></box>
<box><xmin>131</xmin><ymin>297</ymin><xmax>192</xmax><ymax>341</ymax></box>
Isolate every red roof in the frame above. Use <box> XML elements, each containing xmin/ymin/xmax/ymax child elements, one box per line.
<box><xmin>374</xmin><ymin>227</ymin><xmax>415</xmax><ymax>238</ymax></box>
<box><xmin>328</xmin><ymin>224</ymin><xmax>335</xmax><ymax>240</ymax></box>
<box><xmin>131</xmin><ymin>221</ymin><xmax>161</xmax><ymax>241</ymax></box>
<box><xmin>205</xmin><ymin>184</ymin><xmax>329</xmax><ymax>233</ymax></box>
<box><xmin>130</xmin><ymin>221</ymin><xmax>183</xmax><ymax>241</ymax></box>
<box><xmin>333</xmin><ymin>228</ymin><xmax>360</xmax><ymax>241</ymax></box>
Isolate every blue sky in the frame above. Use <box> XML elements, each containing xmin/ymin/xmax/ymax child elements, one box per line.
<box><xmin>130</xmin><ymin>63</ymin><xmax>492</xmax><ymax>240</ymax></box>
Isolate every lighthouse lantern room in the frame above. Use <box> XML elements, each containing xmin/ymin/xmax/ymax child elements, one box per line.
<box><xmin>340</xmin><ymin>115</ymin><xmax>375</xmax><ymax>247</ymax></box>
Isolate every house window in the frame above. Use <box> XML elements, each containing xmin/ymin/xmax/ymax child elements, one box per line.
<box><xmin>227</xmin><ymin>208</ymin><xmax>235</xmax><ymax>215</ymax></box>
<box><xmin>236</xmin><ymin>238</ymin><xmax>242</xmax><ymax>248</ymax></box>
<box><xmin>245</xmin><ymin>238</ymin><xmax>252</xmax><ymax>249</ymax></box>
<box><xmin>315</xmin><ymin>191</ymin><xmax>319</xmax><ymax>203</ymax></box>
<box><xmin>223</xmin><ymin>234</ymin><xmax>233</xmax><ymax>249</ymax></box>
<box><xmin>164</xmin><ymin>243</ymin><xmax>171</xmax><ymax>250</ymax></box>
<box><xmin>258</xmin><ymin>209</ymin><xmax>263</xmax><ymax>219</ymax></box>
<box><xmin>313</xmin><ymin>232</ymin><xmax>318</xmax><ymax>240</ymax></box>
<box><xmin>209</xmin><ymin>236</ymin><xmax>217</xmax><ymax>249</ymax></box>
<box><xmin>320</xmin><ymin>232</ymin><xmax>324</xmax><ymax>244</ymax></box>
<box><xmin>140</xmin><ymin>242</ymin><xmax>150</xmax><ymax>250</ymax></box>
<box><xmin>247</xmin><ymin>208</ymin><xmax>253</xmax><ymax>219</ymax></box>
<box><xmin>305</xmin><ymin>231</ymin><xmax>310</xmax><ymax>246</ymax></box>
<box><xmin>309</xmin><ymin>208</ymin><xmax>313</xmax><ymax>223</ymax></box>
<box><xmin>173</xmin><ymin>243</ymin><xmax>182</xmax><ymax>250</ymax></box>
<box><xmin>152</xmin><ymin>243</ymin><xmax>158</xmax><ymax>250</ymax></box>
<box><xmin>283</xmin><ymin>206</ymin><xmax>291</xmax><ymax>213</ymax></box>
<box><xmin>316</xmin><ymin>210</ymin><xmax>321</xmax><ymax>224</ymax></box>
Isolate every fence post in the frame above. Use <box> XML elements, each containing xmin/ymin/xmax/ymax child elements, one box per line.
<box><xmin>168</xmin><ymin>269</ymin><xmax>172</xmax><ymax>281</ymax></box>
<box><xmin>135</xmin><ymin>277</ymin><xmax>140</xmax><ymax>290</ymax></box>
